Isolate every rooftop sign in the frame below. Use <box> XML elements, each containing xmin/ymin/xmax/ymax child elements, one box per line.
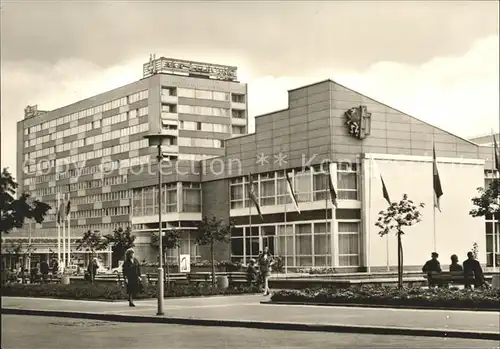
<box><xmin>143</xmin><ymin>55</ymin><xmax>237</xmax><ymax>81</ymax></box>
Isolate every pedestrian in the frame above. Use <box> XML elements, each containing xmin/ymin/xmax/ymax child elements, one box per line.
<box><xmin>449</xmin><ymin>254</ymin><xmax>463</xmax><ymax>272</ymax></box>
<box><xmin>422</xmin><ymin>252</ymin><xmax>441</xmax><ymax>287</ymax></box>
<box><xmin>257</xmin><ymin>246</ymin><xmax>274</xmax><ymax>296</ymax></box>
<box><xmin>463</xmin><ymin>251</ymin><xmax>485</xmax><ymax>289</ymax></box>
<box><xmin>246</xmin><ymin>259</ymin><xmax>258</xmax><ymax>284</ymax></box>
<box><xmin>123</xmin><ymin>248</ymin><xmax>141</xmax><ymax>307</ymax></box>
<box><xmin>40</xmin><ymin>259</ymin><xmax>49</xmax><ymax>283</ymax></box>
<box><xmin>87</xmin><ymin>257</ymin><xmax>98</xmax><ymax>283</ymax></box>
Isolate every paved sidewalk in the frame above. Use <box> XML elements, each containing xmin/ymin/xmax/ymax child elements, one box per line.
<box><xmin>2</xmin><ymin>295</ymin><xmax>499</xmax><ymax>340</ymax></box>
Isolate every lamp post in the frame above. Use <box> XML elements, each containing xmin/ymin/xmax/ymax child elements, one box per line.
<box><xmin>144</xmin><ymin>132</ymin><xmax>171</xmax><ymax>316</ymax></box>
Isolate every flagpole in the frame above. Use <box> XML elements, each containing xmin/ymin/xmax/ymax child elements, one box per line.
<box><xmin>62</xmin><ymin>195</ymin><xmax>66</xmax><ymax>268</ymax></box>
<box><xmin>368</xmin><ymin>158</ymin><xmax>372</xmax><ymax>274</ymax></box>
<box><xmin>324</xmin><ymin>169</ymin><xmax>329</xmax><ymax>267</ymax></box>
<box><xmin>284</xmin><ymin>169</ymin><xmax>288</xmax><ymax>276</ymax></box>
<box><xmin>432</xmin><ymin>142</ymin><xmax>437</xmax><ymax>252</ymax></box>
<box><xmin>248</xmin><ymin>175</ymin><xmax>252</xmax><ymax>264</ymax></box>
<box><xmin>67</xmin><ymin>194</ymin><xmax>71</xmax><ymax>266</ymax></box>
<box><xmin>492</xmin><ymin>130</ymin><xmax>499</xmax><ymax>270</ymax></box>
<box><xmin>57</xmin><ymin>192</ymin><xmax>61</xmax><ymax>266</ymax></box>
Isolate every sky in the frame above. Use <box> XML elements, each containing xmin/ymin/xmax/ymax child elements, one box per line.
<box><xmin>1</xmin><ymin>1</ymin><xmax>499</xmax><ymax>176</ymax></box>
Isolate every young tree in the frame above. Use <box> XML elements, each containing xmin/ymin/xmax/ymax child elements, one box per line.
<box><xmin>105</xmin><ymin>227</ymin><xmax>136</xmax><ymax>267</ymax></box>
<box><xmin>375</xmin><ymin>194</ymin><xmax>425</xmax><ymax>289</ymax></box>
<box><xmin>151</xmin><ymin>229</ymin><xmax>181</xmax><ymax>285</ymax></box>
<box><xmin>195</xmin><ymin>215</ymin><xmax>234</xmax><ymax>287</ymax></box>
<box><xmin>0</xmin><ymin>168</ymin><xmax>51</xmax><ymax>234</ymax></box>
<box><xmin>470</xmin><ymin>178</ymin><xmax>500</xmax><ymax>218</ymax></box>
<box><xmin>76</xmin><ymin>230</ymin><xmax>109</xmax><ymax>283</ymax></box>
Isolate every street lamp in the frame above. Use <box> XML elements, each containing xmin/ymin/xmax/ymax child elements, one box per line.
<box><xmin>143</xmin><ymin>132</ymin><xmax>172</xmax><ymax>316</ymax></box>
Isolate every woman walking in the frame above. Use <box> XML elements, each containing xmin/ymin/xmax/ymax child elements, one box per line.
<box><xmin>123</xmin><ymin>248</ymin><xmax>141</xmax><ymax>307</ymax></box>
<box><xmin>258</xmin><ymin>246</ymin><xmax>274</xmax><ymax>296</ymax></box>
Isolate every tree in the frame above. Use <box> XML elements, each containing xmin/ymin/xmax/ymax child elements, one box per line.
<box><xmin>151</xmin><ymin>229</ymin><xmax>181</xmax><ymax>286</ymax></box>
<box><xmin>470</xmin><ymin>178</ymin><xmax>499</xmax><ymax>218</ymax></box>
<box><xmin>105</xmin><ymin>226</ymin><xmax>136</xmax><ymax>267</ymax></box>
<box><xmin>0</xmin><ymin>168</ymin><xmax>51</xmax><ymax>234</ymax></box>
<box><xmin>195</xmin><ymin>215</ymin><xmax>234</xmax><ymax>287</ymax></box>
<box><xmin>375</xmin><ymin>194</ymin><xmax>425</xmax><ymax>289</ymax></box>
<box><xmin>76</xmin><ymin>230</ymin><xmax>109</xmax><ymax>283</ymax></box>
<box><xmin>2</xmin><ymin>239</ymin><xmax>36</xmax><ymax>270</ymax></box>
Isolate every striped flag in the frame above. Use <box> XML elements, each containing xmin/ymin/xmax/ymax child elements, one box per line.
<box><xmin>493</xmin><ymin>134</ymin><xmax>500</xmax><ymax>172</ymax></box>
<box><xmin>285</xmin><ymin>171</ymin><xmax>301</xmax><ymax>214</ymax></box>
<box><xmin>328</xmin><ymin>162</ymin><xmax>338</xmax><ymax>207</ymax></box>
<box><xmin>57</xmin><ymin>195</ymin><xmax>65</xmax><ymax>224</ymax></box>
<box><xmin>381</xmin><ymin>175</ymin><xmax>391</xmax><ymax>206</ymax></box>
<box><xmin>433</xmin><ymin>144</ymin><xmax>443</xmax><ymax>212</ymax></box>
<box><xmin>248</xmin><ymin>174</ymin><xmax>263</xmax><ymax>220</ymax></box>
<box><xmin>65</xmin><ymin>194</ymin><xmax>71</xmax><ymax>219</ymax></box>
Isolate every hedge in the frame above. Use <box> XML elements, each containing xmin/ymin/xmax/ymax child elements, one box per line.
<box><xmin>271</xmin><ymin>286</ymin><xmax>500</xmax><ymax>310</ymax></box>
<box><xmin>1</xmin><ymin>283</ymin><xmax>260</xmax><ymax>301</ymax></box>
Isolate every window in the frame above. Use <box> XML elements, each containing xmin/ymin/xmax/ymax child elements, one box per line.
<box><xmin>232</xmin><ymin>126</ymin><xmax>245</xmax><ymax>134</ymax></box>
<box><xmin>295</xmin><ymin>223</ymin><xmax>312</xmax><ymax>266</ymax></box>
<box><xmin>337</xmin><ymin>163</ymin><xmax>358</xmax><ymax>200</ymax></box>
<box><xmin>231</xmin><ymin>94</ymin><xmax>245</xmax><ymax>103</ymax></box>
<box><xmin>338</xmin><ymin>222</ymin><xmax>360</xmax><ymax>266</ymax></box>
<box><xmin>313</xmin><ymin>165</ymin><xmax>328</xmax><ymax>201</ymax></box>
<box><xmin>195</xmin><ymin>90</ymin><xmax>212</xmax><ymax>99</ymax></box>
<box><xmin>177</xmin><ymin>88</ymin><xmax>196</xmax><ymax>98</ymax></box>
<box><xmin>182</xmin><ymin>183</ymin><xmax>201</xmax><ymax>212</ymax></box>
<box><xmin>92</xmin><ymin>120</ymin><xmax>101</xmax><ymax>129</ymax></box>
<box><xmin>294</xmin><ymin>169</ymin><xmax>312</xmax><ymax>202</ymax></box>
<box><xmin>213</xmin><ymin>91</ymin><xmax>229</xmax><ymax>101</ymax></box>
<box><xmin>129</xmin><ymin>109</ymin><xmax>137</xmax><ymax>119</ymax></box>
<box><xmin>138</xmin><ymin>107</ymin><xmax>148</xmax><ymax>117</ymax></box>
<box><xmin>230</xmin><ymin>177</ymin><xmax>244</xmax><ymax>209</ymax></box>
<box><xmin>232</xmin><ymin>110</ymin><xmax>245</xmax><ymax>119</ymax></box>
<box><xmin>260</xmin><ymin>173</ymin><xmax>275</xmax><ymax>206</ymax></box>
<box><xmin>485</xmin><ymin>219</ymin><xmax>500</xmax><ymax>267</ymax></box>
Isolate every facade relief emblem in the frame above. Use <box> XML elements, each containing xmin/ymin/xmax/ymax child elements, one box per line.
<box><xmin>345</xmin><ymin>105</ymin><xmax>372</xmax><ymax>140</ymax></box>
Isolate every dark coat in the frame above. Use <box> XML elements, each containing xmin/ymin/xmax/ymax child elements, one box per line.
<box><xmin>87</xmin><ymin>262</ymin><xmax>98</xmax><ymax>278</ymax></box>
<box><xmin>422</xmin><ymin>259</ymin><xmax>442</xmax><ymax>273</ymax></box>
<box><xmin>40</xmin><ymin>261</ymin><xmax>49</xmax><ymax>274</ymax></box>
<box><xmin>463</xmin><ymin>258</ymin><xmax>484</xmax><ymax>286</ymax></box>
<box><xmin>449</xmin><ymin>263</ymin><xmax>463</xmax><ymax>272</ymax></box>
<box><xmin>123</xmin><ymin>258</ymin><xmax>141</xmax><ymax>295</ymax></box>
<box><xmin>246</xmin><ymin>265</ymin><xmax>258</xmax><ymax>282</ymax></box>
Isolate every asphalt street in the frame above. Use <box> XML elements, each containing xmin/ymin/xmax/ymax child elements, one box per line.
<box><xmin>2</xmin><ymin>315</ymin><xmax>499</xmax><ymax>349</ymax></box>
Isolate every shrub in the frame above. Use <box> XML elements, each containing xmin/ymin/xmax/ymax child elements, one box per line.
<box><xmin>271</xmin><ymin>285</ymin><xmax>500</xmax><ymax>310</ymax></box>
<box><xmin>1</xmin><ymin>282</ymin><xmax>260</xmax><ymax>300</ymax></box>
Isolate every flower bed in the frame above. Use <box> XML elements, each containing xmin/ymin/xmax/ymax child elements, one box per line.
<box><xmin>270</xmin><ymin>286</ymin><xmax>500</xmax><ymax>310</ymax></box>
<box><xmin>1</xmin><ymin>283</ymin><xmax>260</xmax><ymax>301</ymax></box>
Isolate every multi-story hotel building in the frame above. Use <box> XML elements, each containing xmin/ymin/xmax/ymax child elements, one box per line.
<box><xmin>8</xmin><ymin>59</ymin><xmax>500</xmax><ymax>272</ymax></box>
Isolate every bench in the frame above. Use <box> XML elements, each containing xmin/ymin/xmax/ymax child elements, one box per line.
<box><xmin>228</xmin><ymin>271</ymin><xmax>250</xmax><ymax>286</ymax></box>
<box><xmin>424</xmin><ymin>271</ymin><xmax>482</xmax><ymax>288</ymax></box>
<box><xmin>187</xmin><ymin>272</ymin><xmax>213</xmax><ymax>286</ymax></box>
<box><xmin>146</xmin><ymin>272</ymin><xmax>188</xmax><ymax>286</ymax></box>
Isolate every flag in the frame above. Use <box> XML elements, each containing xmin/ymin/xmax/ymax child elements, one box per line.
<box><xmin>66</xmin><ymin>195</ymin><xmax>71</xmax><ymax>219</ymax></box>
<box><xmin>328</xmin><ymin>162</ymin><xmax>338</xmax><ymax>207</ymax></box>
<box><xmin>381</xmin><ymin>175</ymin><xmax>391</xmax><ymax>206</ymax></box>
<box><xmin>493</xmin><ymin>134</ymin><xmax>500</xmax><ymax>172</ymax></box>
<box><xmin>285</xmin><ymin>171</ymin><xmax>301</xmax><ymax>214</ymax></box>
<box><xmin>433</xmin><ymin>144</ymin><xmax>443</xmax><ymax>212</ymax></box>
<box><xmin>248</xmin><ymin>174</ymin><xmax>263</xmax><ymax>220</ymax></box>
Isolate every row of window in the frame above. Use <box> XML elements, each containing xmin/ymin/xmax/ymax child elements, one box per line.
<box><xmin>177</xmin><ymin>88</ymin><xmax>230</xmax><ymax>102</ymax></box>
<box><xmin>71</xmin><ymin>206</ymin><xmax>130</xmax><ymax>219</ymax></box>
<box><xmin>131</xmin><ymin>183</ymin><xmax>201</xmax><ymax>215</ymax></box>
<box><xmin>178</xmin><ymin>154</ymin><xmax>216</xmax><ymax>161</ymax></box>
<box><xmin>71</xmin><ymin>190</ymin><xmax>131</xmax><ymax>205</ymax></box>
<box><xmin>24</xmin><ymin>90</ymin><xmax>148</xmax><ymax>135</ymax></box>
<box><xmin>230</xmin><ymin>221</ymin><xmax>360</xmax><ymax>267</ymax></box>
<box><xmin>230</xmin><ymin>165</ymin><xmax>358</xmax><ymax>209</ymax></box>
<box><xmin>24</xmin><ymin>108</ymin><xmax>148</xmax><ymax>151</ymax></box>
<box><xmin>179</xmin><ymin>121</ymin><xmax>229</xmax><ymax>133</ymax></box>
<box><xmin>178</xmin><ymin>137</ymin><xmax>224</xmax><ymax>148</ymax></box>
<box><xmin>178</xmin><ymin>105</ymin><xmax>230</xmax><ymax>117</ymax></box>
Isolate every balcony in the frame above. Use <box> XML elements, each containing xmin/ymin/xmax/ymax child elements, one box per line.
<box><xmin>161</xmin><ymin>144</ymin><xmax>179</xmax><ymax>154</ymax></box>
<box><xmin>231</xmin><ymin>117</ymin><xmax>246</xmax><ymax>126</ymax></box>
<box><xmin>161</xmin><ymin>112</ymin><xmax>178</xmax><ymax>119</ymax></box>
<box><xmin>161</xmin><ymin>95</ymin><xmax>178</xmax><ymax>104</ymax></box>
<box><xmin>231</xmin><ymin>101</ymin><xmax>246</xmax><ymax>110</ymax></box>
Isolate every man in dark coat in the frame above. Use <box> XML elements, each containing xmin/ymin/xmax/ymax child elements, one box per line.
<box><xmin>123</xmin><ymin>249</ymin><xmax>141</xmax><ymax>307</ymax></box>
<box><xmin>422</xmin><ymin>252</ymin><xmax>442</xmax><ymax>287</ymax></box>
<box><xmin>40</xmin><ymin>259</ymin><xmax>50</xmax><ymax>283</ymax></box>
<box><xmin>463</xmin><ymin>252</ymin><xmax>485</xmax><ymax>289</ymax></box>
<box><xmin>87</xmin><ymin>258</ymin><xmax>98</xmax><ymax>283</ymax></box>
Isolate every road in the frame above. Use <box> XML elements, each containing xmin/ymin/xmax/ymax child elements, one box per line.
<box><xmin>2</xmin><ymin>315</ymin><xmax>498</xmax><ymax>349</ymax></box>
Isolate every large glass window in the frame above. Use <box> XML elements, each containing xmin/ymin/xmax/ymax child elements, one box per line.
<box><xmin>277</xmin><ymin>224</ymin><xmax>293</xmax><ymax>267</ymax></box>
<box><xmin>294</xmin><ymin>170</ymin><xmax>312</xmax><ymax>202</ymax></box>
<box><xmin>314</xmin><ymin>222</ymin><xmax>330</xmax><ymax>267</ymax></box>
<box><xmin>182</xmin><ymin>182</ymin><xmax>201</xmax><ymax>212</ymax></box>
<box><xmin>337</xmin><ymin>163</ymin><xmax>358</xmax><ymax>200</ymax></box>
<box><xmin>245</xmin><ymin>227</ymin><xmax>260</xmax><ymax>261</ymax></box>
<box><xmin>338</xmin><ymin>222</ymin><xmax>360</xmax><ymax>266</ymax></box>
<box><xmin>260</xmin><ymin>173</ymin><xmax>275</xmax><ymax>206</ymax></box>
<box><xmin>230</xmin><ymin>227</ymin><xmax>244</xmax><ymax>262</ymax></box>
<box><xmin>295</xmin><ymin>223</ymin><xmax>313</xmax><ymax>266</ymax></box>
<box><xmin>230</xmin><ymin>178</ymin><xmax>244</xmax><ymax>209</ymax></box>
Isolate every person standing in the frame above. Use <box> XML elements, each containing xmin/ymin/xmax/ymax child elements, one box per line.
<box><xmin>87</xmin><ymin>257</ymin><xmax>98</xmax><ymax>283</ymax></box>
<box><xmin>422</xmin><ymin>252</ymin><xmax>442</xmax><ymax>287</ymax></box>
<box><xmin>246</xmin><ymin>259</ymin><xmax>258</xmax><ymax>284</ymax></box>
<box><xmin>39</xmin><ymin>259</ymin><xmax>50</xmax><ymax>283</ymax></box>
<box><xmin>463</xmin><ymin>251</ymin><xmax>485</xmax><ymax>289</ymax></box>
<box><xmin>258</xmin><ymin>246</ymin><xmax>274</xmax><ymax>296</ymax></box>
<box><xmin>123</xmin><ymin>248</ymin><xmax>141</xmax><ymax>307</ymax></box>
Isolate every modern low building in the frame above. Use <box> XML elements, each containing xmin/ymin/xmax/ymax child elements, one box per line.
<box><xmin>6</xmin><ymin>62</ymin><xmax>500</xmax><ymax>273</ymax></box>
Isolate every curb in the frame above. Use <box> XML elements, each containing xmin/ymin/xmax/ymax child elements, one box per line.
<box><xmin>2</xmin><ymin>308</ymin><xmax>499</xmax><ymax>341</ymax></box>
<box><xmin>261</xmin><ymin>301</ymin><xmax>500</xmax><ymax>313</ymax></box>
